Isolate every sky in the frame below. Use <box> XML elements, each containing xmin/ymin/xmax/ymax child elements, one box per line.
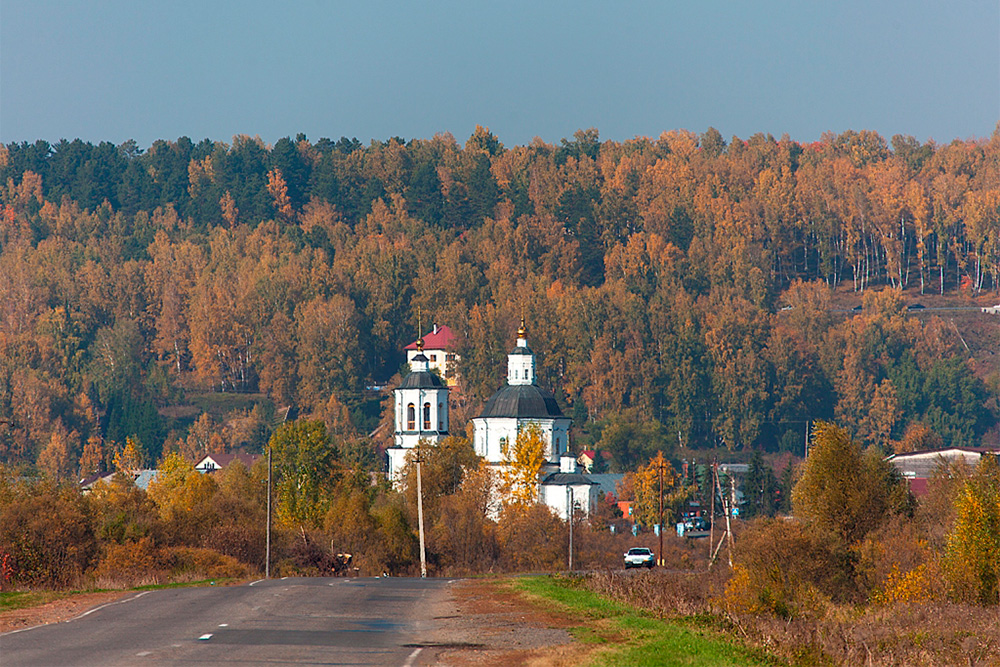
<box><xmin>1</xmin><ymin>1</ymin><xmax>998</xmax><ymax>150</ymax></box>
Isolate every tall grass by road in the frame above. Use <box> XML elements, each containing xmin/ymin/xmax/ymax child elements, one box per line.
<box><xmin>516</xmin><ymin>575</ymin><xmax>781</xmax><ymax>667</ymax></box>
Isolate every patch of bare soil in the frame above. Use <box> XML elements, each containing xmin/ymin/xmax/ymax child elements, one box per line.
<box><xmin>427</xmin><ymin>579</ymin><xmax>598</xmax><ymax>667</ymax></box>
<box><xmin>0</xmin><ymin>591</ymin><xmax>131</xmax><ymax>634</ymax></box>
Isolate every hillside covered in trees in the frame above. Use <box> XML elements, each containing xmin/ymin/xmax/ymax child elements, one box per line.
<box><xmin>1</xmin><ymin>126</ymin><xmax>998</xmax><ymax>476</ymax></box>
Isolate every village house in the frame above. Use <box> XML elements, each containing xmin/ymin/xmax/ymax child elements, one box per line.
<box><xmin>194</xmin><ymin>451</ymin><xmax>260</xmax><ymax>473</ymax></box>
<box><xmin>887</xmin><ymin>446</ymin><xmax>1000</xmax><ymax>496</ymax></box>
<box><xmin>403</xmin><ymin>324</ymin><xmax>459</xmax><ymax>387</ymax></box>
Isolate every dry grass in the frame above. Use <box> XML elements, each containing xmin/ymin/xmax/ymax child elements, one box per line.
<box><xmin>578</xmin><ymin>568</ymin><xmax>1000</xmax><ymax>665</ymax></box>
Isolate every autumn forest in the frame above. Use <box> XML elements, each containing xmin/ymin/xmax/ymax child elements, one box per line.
<box><xmin>1</xmin><ymin>126</ymin><xmax>999</xmax><ymax>478</ymax></box>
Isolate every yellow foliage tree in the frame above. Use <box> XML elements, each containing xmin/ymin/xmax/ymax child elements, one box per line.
<box><xmin>38</xmin><ymin>422</ymin><xmax>77</xmax><ymax>480</ymax></box>
<box><xmin>146</xmin><ymin>452</ymin><xmax>219</xmax><ymax>544</ymax></box>
<box><xmin>942</xmin><ymin>453</ymin><xmax>1000</xmax><ymax>605</ymax></box>
<box><xmin>500</xmin><ymin>423</ymin><xmax>547</xmax><ymax>507</ymax></box>
<box><xmin>113</xmin><ymin>437</ymin><xmax>144</xmax><ymax>477</ymax></box>
<box><xmin>629</xmin><ymin>451</ymin><xmax>689</xmax><ymax>528</ymax></box>
<box><xmin>78</xmin><ymin>434</ymin><xmax>105</xmax><ymax>477</ymax></box>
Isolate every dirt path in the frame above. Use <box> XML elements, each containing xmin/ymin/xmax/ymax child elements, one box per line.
<box><xmin>0</xmin><ymin>591</ymin><xmax>131</xmax><ymax>634</ymax></box>
<box><xmin>429</xmin><ymin>578</ymin><xmax>598</xmax><ymax>666</ymax></box>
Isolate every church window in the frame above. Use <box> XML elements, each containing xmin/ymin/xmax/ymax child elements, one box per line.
<box><xmin>423</xmin><ymin>403</ymin><xmax>431</xmax><ymax>430</ymax></box>
<box><xmin>406</xmin><ymin>404</ymin><xmax>415</xmax><ymax>431</ymax></box>
<box><xmin>430</xmin><ymin>354</ymin><xmax>437</xmax><ymax>362</ymax></box>
<box><xmin>556</xmin><ymin>436</ymin><xmax>561</xmax><ymax>453</ymax></box>
<box><xmin>438</xmin><ymin>403</ymin><xmax>444</xmax><ymax>431</ymax></box>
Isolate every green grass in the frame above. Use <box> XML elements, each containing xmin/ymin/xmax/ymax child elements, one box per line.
<box><xmin>516</xmin><ymin>575</ymin><xmax>783</xmax><ymax>667</ymax></box>
<box><xmin>0</xmin><ymin>590</ymin><xmax>71</xmax><ymax>612</ymax></box>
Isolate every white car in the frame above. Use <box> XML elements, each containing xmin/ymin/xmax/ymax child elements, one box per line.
<box><xmin>623</xmin><ymin>547</ymin><xmax>655</xmax><ymax>569</ymax></box>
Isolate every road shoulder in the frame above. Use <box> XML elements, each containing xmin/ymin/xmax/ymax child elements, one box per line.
<box><xmin>0</xmin><ymin>591</ymin><xmax>131</xmax><ymax>634</ymax></box>
<box><xmin>430</xmin><ymin>577</ymin><xmax>599</xmax><ymax>666</ymax></box>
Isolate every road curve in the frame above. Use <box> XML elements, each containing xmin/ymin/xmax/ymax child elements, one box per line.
<box><xmin>1</xmin><ymin>577</ymin><xmax>454</xmax><ymax>666</ymax></box>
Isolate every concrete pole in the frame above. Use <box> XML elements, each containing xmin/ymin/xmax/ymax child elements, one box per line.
<box><xmin>416</xmin><ymin>454</ymin><xmax>427</xmax><ymax>578</ymax></box>
<box><xmin>567</xmin><ymin>485</ymin><xmax>574</xmax><ymax>571</ymax></box>
<box><xmin>265</xmin><ymin>444</ymin><xmax>271</xmax><ymax>579</ymax></box>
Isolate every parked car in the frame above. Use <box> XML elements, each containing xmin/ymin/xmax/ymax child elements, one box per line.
<box><xmin>686</xmin><ymin>517</ymin><xmax>711</xmax><ymax>532</ymax></box>
<box><xmin>624</xmin><ymin>547</ymin><xmax>655</xmax><ymax>569</ymax></box>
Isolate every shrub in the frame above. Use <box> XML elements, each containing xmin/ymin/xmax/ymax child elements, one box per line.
<box><xmin>90</xmin><ymin>537</ymin><xmax>163</xmax><ymax>588</ymax></box>
<box><xmin>161</xmin><ymin>546</ymin><xmax>251</xmax><ymax>580</ymax></box>
<box><xmin>205</xmin><ymin>523</ymin><xmax>266</xmax><ymax>571</ymax></box>
<box><xmin>0</xmin><ymin>483</ymin><xmax>97</xmax><ymax>588</ymax></box>
<box><xmin>497</xmin><ymin>502</ymin><xmax>565</xmax><ymax>571</ymax></box>
<box><xmin>855</xmin><ymin>515</ymin><xmax>942</xmax><ymax>604</ymax></box>
<box><xmin>723</xmin><ymin>518</ymin><xmax>857</xmax><ymax>619</ymax></box>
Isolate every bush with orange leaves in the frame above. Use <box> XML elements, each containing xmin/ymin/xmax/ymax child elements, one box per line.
<box><xmin>91</xmin><ymin>536</ymin><xmax>162</xmax><ymax>587</ymax></box>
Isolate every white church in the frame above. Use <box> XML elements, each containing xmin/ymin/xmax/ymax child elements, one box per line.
<box><xmin>388</xmin><ymin>320</ymin><xmax>597</xmax><ymax>521</ymax></box>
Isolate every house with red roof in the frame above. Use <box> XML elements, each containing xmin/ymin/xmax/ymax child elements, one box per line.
<box><xmin>404</xmin><ymin>324</ymin><xmax>459</xmax><ymax>386</ymax></box>
<box><xmin>887</xmin><ymin>447</ymin><xmax>1000</xmax><ymax>496</ymax></box>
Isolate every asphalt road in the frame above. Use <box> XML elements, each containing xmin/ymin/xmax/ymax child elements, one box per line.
<box><xmin>1</xmin><ymin>577</ymin><xmax>455</xmax><ymax>666</ymax></box>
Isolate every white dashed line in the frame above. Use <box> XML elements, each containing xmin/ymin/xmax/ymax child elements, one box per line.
<box><xmin>136</xmin><ymin>651</ymin><xmax>151</xmax><ymax>657</ymax></box>
<box><xmin>219</xmin><ymin>623</ymin><xmax>228</xmax><ymax>627</ymax></box>
<box><xmin>403</xmin><ymin>647</ymin><xmax>423</xmax><ymax>667</ymax></box>
<box><xmin>199</xmin><ymin>633</ymin><xmax>213</xmax><ymax>641</ymax></box>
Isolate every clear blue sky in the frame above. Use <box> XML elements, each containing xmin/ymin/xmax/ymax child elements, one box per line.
<box><xmin>2</xmin><ymin>1</ymin><xmax>997</xmax><ymax>149</ymax></box>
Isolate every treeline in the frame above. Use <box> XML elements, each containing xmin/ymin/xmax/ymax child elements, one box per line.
<box><xmin>0</xmin><ymin>427</ymin><xmax>634</xmax><ymax>589</ymax></box>
<box><xmin>0</xmin><ymin>127</ymin><xmax>998</xmax><ymax>475</ymax></box>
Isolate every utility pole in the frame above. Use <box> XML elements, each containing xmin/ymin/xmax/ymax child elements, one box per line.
<box><xmin>266</xmin><ymin>406</ymin><xmax>290</xmax><ymax>580</ymax></box>
<box><xmin>709</xmin><ymin>460</ymin><xmax>715</xmax><ymax>560</ymax></box>
<box><xmin>657</xmin><ymin>454</ymin><xmax>665</xmax><ymax>567</ymax></box>
<box><xmin>713</xmin><ymin>464</ymin><xmax>733</xmax><ymax>569</ymax></box>
<box><xmin>567</xmin><ymin>485</ymin><xmax>574</xmax><ymax>571</ymax></box>
<box><xmin>415</xmin><ymin>448</ymin><xmax>427</xmax><ymax>578</ymax></box>
<box><xmin>265</xmin><ymin>443</ymin><xmax>271</xmax><ymax>579</ymax></box>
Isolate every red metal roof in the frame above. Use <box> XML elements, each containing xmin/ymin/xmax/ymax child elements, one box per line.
<box><xmin>404</xmin><ymin>324</ymin><xmax>455</xmax><ymax>351</ymax></box>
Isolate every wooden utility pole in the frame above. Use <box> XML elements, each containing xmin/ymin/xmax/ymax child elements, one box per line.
<box><xmin>415</xmin><ymin>448</ymin><xmax>427</xmax><ymax>578</ymax></box>
<box><xmin>709</xmin><ymin>461</ymin><xmax>716</xmax><ymax>560</ymax></box>
<box><xmin>657</xmin><ymin>454</ymin><xmax>665</xmax><ymax>567</ymax></box>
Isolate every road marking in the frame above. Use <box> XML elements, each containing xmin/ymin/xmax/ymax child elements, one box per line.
<box><xmin>137</xmin><ymin>651</ymin><xmax>151</xmax><ymax>657</ymax></box>
<box><xmin>218</xmin><ymin>623</ymin><xmax>228</xmax><ymax>627</ymax></box>
<box><xmin>249</xmin><ymin>578</ymin><xmax>265</xmax><ymax>586</ymax></box>
<box><xmin>76</xmin><ymin>591</ymin><xmax>152</xmax><ymax>620</ymax></box>
<box><xmin>403</xmin><ymin>647</ymin><xmax>423</xmax><ymax>666</ymax></box>
<box><xmin>199</xmin><ymin>633</ymin><xmax>213</xmax><ymax>641</ymax></box>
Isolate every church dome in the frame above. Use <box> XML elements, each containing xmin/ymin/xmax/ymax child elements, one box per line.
<box><xmin>398</xmin><ymin>369</ymin><xmax>445</xmax><ymax>390</ymax></box>
<box><xmin>477</xmin><ymin>384</ymin><xmax>564</xmax><ymax>419</ymax></box>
